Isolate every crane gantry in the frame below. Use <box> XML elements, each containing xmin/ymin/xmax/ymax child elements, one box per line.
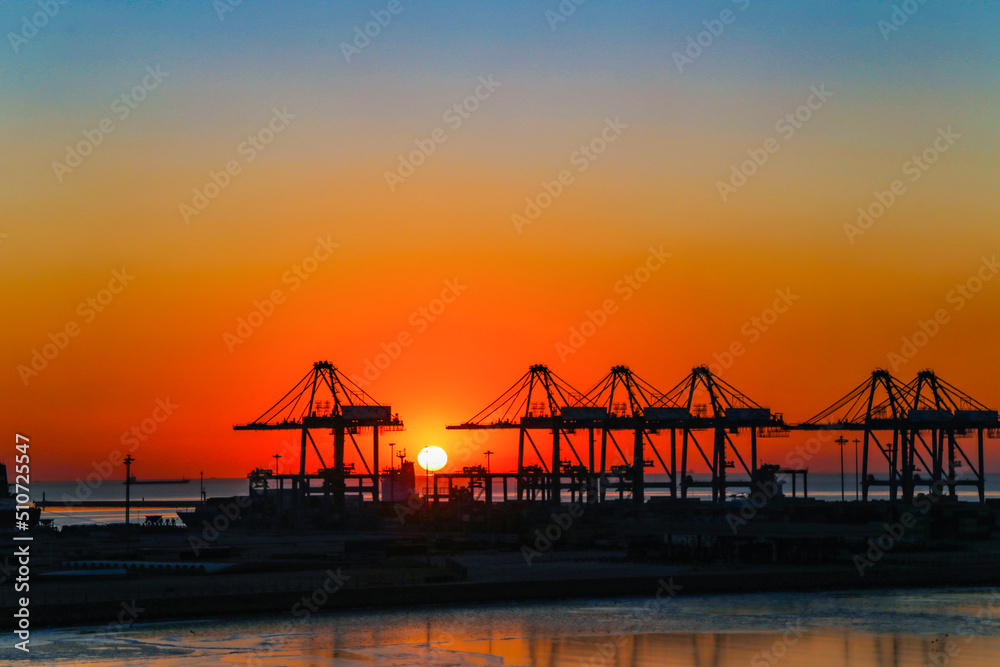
<box><xmin>238</xmin><ymin>361</ymin><xmax>998</xmax><ymax>512</ymax></box>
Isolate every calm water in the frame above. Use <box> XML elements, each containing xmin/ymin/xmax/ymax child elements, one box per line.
<box><xmin>17</xmin><ymin>588</ymin><xmax>1000</xmax><ymax>666</ymax></box>
<box><xmin>35</xmin><ymin>473</ymin><xmax>1000</xmax><ymax>527</ymax></box>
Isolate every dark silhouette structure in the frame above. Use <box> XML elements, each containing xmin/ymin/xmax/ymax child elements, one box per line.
<box><xmin>797</xmin><ymin>369</ymin><xmax>999</xmax><ymax>503</ymax></box>
<box><xmin>238</xmin><ymin>362</ymin><xmax>997</xmax><ymax>511</ymax></box>
<box><xmin>234</xmin><ymin>361</ymin><xmax>403</xmax><ymax>516</ymax></box>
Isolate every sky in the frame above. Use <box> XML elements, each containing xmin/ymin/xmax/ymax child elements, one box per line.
<box><xmin>2</xmin><ymin>0</ymin><xmax>1000</xmax><ymax>480</ymax></box>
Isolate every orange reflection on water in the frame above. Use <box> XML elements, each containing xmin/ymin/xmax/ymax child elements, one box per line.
<box><xmin>442</xmin><ymin>631</ymin><xmax>1000</xmax><ymax>667</ymax></box>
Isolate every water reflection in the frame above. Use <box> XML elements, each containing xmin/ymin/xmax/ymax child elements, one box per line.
<box><xmin>441</xmin><ymin>630</ymin><xmax>1000</xmax><ymax>667</ymax></box>
<box><xmin>20</xmin><ymin>588</ymin><xmax>1000</xmax><ymax>666</ymax></box>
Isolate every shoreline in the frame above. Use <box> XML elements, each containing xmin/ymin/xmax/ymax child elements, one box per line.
<box><xmin>13</xmin><ymin>557</ymin><xmax>1000</xmax><ymax>630</ymax></box>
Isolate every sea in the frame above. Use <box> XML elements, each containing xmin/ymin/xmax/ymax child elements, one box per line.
<box><xmin>14</xmin><ymin>588</ymin><xmax>1000</xmax><ymax>666</ymax></box>
<box><xmin>32</xmin><ymin>473</ymin><xmax>1000</xmax><ymax>527</ymax></box>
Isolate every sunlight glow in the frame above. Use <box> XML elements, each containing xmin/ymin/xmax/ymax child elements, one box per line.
<box><xmin>417</xmin><ymin>446</ymin><xmax>448</xmax><ymax>471</ymax></box>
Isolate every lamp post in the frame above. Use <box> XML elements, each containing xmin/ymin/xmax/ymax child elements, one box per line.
<box><xmin>271</xmin><ymin>454</ymin><xmax>283</xmax><ymax>520</ymax></box>
<box><xmin>387</xmin><ymin>442</ymin><xmax>396</xmax><ymax>502</ymax></box>
<box><xmin>123</xmin><ymin>455</ymin><xmax>134</xmax><ymax>534</ymax></box>
<box><xmin>834</xmin><ymin>436</ymin><xmax>847</xmax><ymax>501</ymax></box>
<box><xmin>852</xmin><ymin>438</ymin><xmax>861</xmax><ymax>500</ymax></box>
<box><xmin>417</xmin><ymin>447</ymin><xmax>447</xmax><ymax>510</ymax></box>
<box><xmin>484</xmin><ymin>450</ymin><xmax>493</xmax><ymax>474</ymax></box>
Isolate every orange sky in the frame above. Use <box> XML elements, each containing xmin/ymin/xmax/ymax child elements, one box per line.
<box><xmin>3</xmin><ymin>2</ymin><xmax>1000</xmax><ymax>480</ymax></box>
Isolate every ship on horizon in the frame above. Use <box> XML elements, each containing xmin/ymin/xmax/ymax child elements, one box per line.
<box><xmin>124</xmin><ymin>476</ymin><xmax>191</xmax><ymax>485</ymax></box>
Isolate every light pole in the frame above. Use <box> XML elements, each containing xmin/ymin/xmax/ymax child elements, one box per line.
<box><xmin>483</xmin><ymin>450</ymin><xmax>495</xmax><ymax>504</ymax></box>
<box><xmin>417</xmin><ymin>447</ymin><xmax>447</xmax><ymax>510</ymax></box>
<box><xmin>387</xmin><ymin>442</ymin><xmax>397</xmax><ymax>502</ymax></box>
<box><xmin>852</xmin><ymin>438</ymin><xmax>861</xmax><ymax>500</ymax></box>
<box><xmin>834</xmin><ymin>436</ymin><xmax>847</xmax><ymax>501</ymax></box>
<box><xmin>123</xmin><ymin>455</ymin><xmax>134</xmax><ymax>532</ymax></box>
<box><xmin>272</xmin><ymin>454</ymin><xmax>283</xmax><ymax>520</ymax></box>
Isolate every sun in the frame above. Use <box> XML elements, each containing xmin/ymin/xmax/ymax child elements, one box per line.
<box><xmin>417</xmin><ymin>446</ymin><xmax>448</xmax><ymax>471</ymax></box>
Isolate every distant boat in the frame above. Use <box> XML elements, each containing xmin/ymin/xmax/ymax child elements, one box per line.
<box><xmin>124</xmin><ymin>476</ymin><xmax>191</xmax><ymax>485</ymax></box>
